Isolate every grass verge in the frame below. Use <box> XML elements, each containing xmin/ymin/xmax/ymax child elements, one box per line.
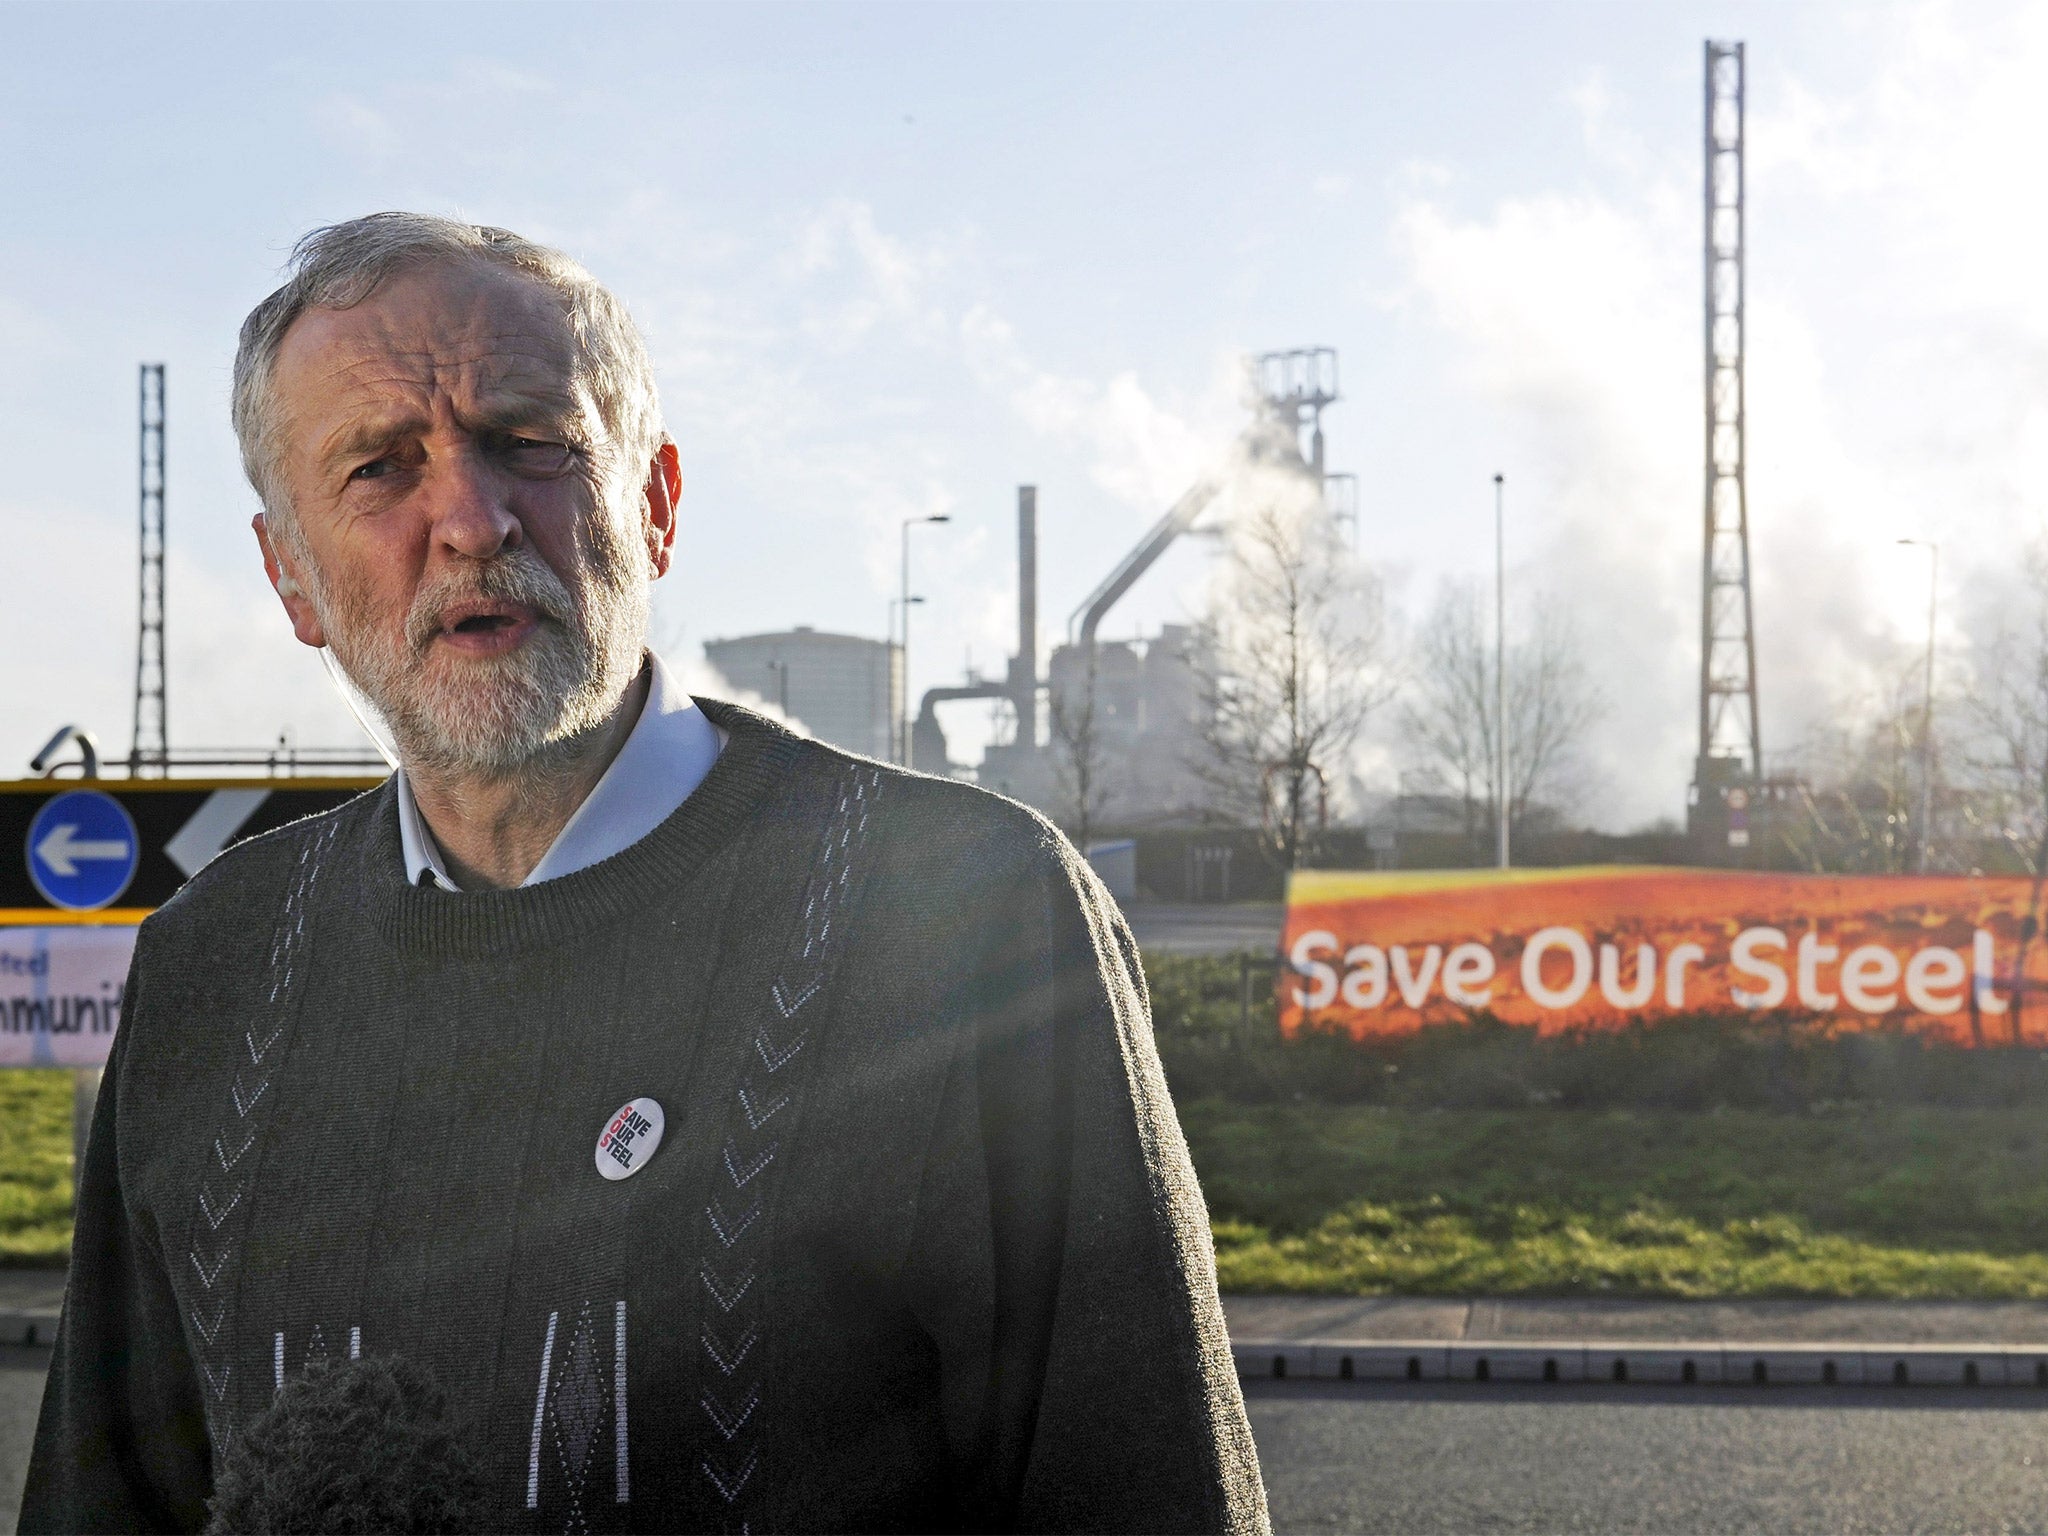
<box><xmin>0</xmin><ymin>1071</ymin><xmax>77</xmax><ymax>1266</ymax></box>
<box><xmin>1181</xmin><ymin>1101</ymin><xmax>2048</xmax><ymax>1298</ymax></box>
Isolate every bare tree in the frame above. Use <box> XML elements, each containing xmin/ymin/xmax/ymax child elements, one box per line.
<box><xmin>1960</xmin><ymin>542</ymin><xmax>2048</xmax><ymax>1037</ymax></box>
<box><xmin>1776</xmin><ymin>667</ymin><xmax>1949</xmax><ymax>875</ymax></box>
<box><xmin>1191</xmin><ymin>501</ymin><xmax>1388</xmax><ymax>870</ymax></box>
<box><xmin>1400</xmin><ymin>579</ymin><xmax>1602</xmax><ymax>848</ymax></box>
<box><xmin>1048</xmin><ymin>646</ymin><xmax>1114</xmax><ymax>851</ymax></box>
<box><xmin>1966</xmin><ymin>546</ymin><xmax>2048</xmax><ymax>870</ymax></box>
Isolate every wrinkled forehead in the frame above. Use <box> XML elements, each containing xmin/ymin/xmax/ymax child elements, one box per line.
<box><xmin>271</xmin><ymin>258</ymin><xmax>591</xmax><ymax>440</ymax></box>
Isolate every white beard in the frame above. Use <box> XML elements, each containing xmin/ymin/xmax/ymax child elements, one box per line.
<box><xmin>310</xmin><ymin>514</ymin><xmax>650</xmax><ymax>781</ymax></box>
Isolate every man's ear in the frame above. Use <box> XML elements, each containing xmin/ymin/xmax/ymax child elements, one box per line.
<box><xmin>641</xmin><ymin>440</ymin><xmax>681</xmax><ymax>580</ymax></box>
<box><xmin>253</xmin><ymin>513</ymin><xmax>327</xmax><ymax>648</ymax></box>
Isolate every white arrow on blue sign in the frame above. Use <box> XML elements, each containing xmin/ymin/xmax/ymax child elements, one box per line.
<box><xmin>26</xmin><ymin>790</ymin><xmax>140</xmax><ymax>911</ymax></box>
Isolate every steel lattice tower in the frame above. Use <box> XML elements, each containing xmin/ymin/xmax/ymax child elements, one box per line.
<box><xmin>1698</xmin><ymin>40</ymin><xmax>1760</xmax><ymax>783</ymax></box>
<box><xmin>130</xmin><ymin>363</ymin><xmax>168</xmax><ymax>776</ymax></box>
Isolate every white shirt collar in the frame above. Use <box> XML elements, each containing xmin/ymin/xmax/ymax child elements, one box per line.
<box><xmin>396</xmin><ymin>651</ymin><xmax>725</xmax><ymax>891</ymax></box>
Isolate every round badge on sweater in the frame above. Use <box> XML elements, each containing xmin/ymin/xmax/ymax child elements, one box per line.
<box><xmin>596</xmin><ymin>1097</ymin><xmax>665</xmax><ymax>1181</ymax></box>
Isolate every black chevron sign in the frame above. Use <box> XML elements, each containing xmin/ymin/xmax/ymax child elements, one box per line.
<box><xmin>0</xmin><ymin>778</ymin><xmax>382</xmax><ymax>913</ymax></box>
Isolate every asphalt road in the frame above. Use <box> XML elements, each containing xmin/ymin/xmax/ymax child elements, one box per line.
<box><xmin>0</xmin><ymin>1348</ymin><xmax>47</xmax><ymax>1534</ymax></box>
<box><xmin>5</xmin><ymin>1355</ymin><xmax>2046</xmax><ymax>1532</ymax></box>
<box><xmin>1248</xmin><ymin>1378</ymin><xmax>2048</xmax><ymax>1534</ymax></box>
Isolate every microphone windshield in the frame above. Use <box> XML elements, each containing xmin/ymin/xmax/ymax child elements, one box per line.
<box><xmin>205</xmin><ymin>1354</ymin><xmax>488</xmax><ymax>1534</ymax></box>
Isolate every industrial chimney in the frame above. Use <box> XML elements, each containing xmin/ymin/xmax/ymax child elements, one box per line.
<box><xmin>1010</xmin><ymin>485</ymin><xmax>1037</xmax><ymax>747</ymax></box>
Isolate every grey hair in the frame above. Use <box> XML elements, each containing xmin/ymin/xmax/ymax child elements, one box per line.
<box><xmin>232</xmin><ymin>212</ymin><xmax>666</xmax><ymax>547</ymax></box>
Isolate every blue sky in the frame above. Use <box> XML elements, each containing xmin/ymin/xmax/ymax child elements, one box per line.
<box><xmin>4</xmin><ymin>1</ymin><xmax>2043</xmax><ymax>827</ymax></box>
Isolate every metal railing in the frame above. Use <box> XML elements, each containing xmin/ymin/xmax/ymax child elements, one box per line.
<box><xmin>30</xmin><ymin>726</ymin><xmax>388</xmax><ymax>780</ymax></box>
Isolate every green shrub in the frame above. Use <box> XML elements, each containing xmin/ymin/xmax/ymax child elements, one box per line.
<box><xmin>0</xmin><ymin>1070</ymin><xmax>78</xmax><ymax>1266</ymax></box>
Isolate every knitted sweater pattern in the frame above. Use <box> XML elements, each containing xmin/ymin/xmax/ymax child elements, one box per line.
<box><xmin>23</xmin><ymin>704</ymin><xmax>1268</xmax><ymax>1535</ymax></box>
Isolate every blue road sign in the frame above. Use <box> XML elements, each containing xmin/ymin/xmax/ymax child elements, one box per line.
<box><xmin>26</xmin><ymin>790</ymin><xmax>140</xmax><ymax>911</ymax></box>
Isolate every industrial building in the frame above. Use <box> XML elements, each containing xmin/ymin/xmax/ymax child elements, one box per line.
<box><xmin>970</xmin><ymin>625</ymin><xmax>1213</xmax><ymax>828</ymax></box>
<box><xmin>701</xmin><ymin>628</ymin><xmax>898</xmax><ymax>761</ymax></box>
<box><xmin>914</xmin><ymin>349</ymin><xmax>1343</xmax><ymax>835</ymax></box>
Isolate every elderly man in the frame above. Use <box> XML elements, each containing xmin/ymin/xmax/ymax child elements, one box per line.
<box><xmin>21</xmin><ymin>214</ymin><xmax>1266</xmax><ymax>1534</ymax></box>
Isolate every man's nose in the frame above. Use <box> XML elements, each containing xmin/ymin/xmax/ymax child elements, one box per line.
<box><xmin>423</xmin><ymin>447</ymin><xmax>522</xmax><ymax>559</ymax></box>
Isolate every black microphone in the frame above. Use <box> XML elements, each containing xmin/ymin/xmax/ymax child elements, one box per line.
<box><xmin>204</xmin><ymin>1355</ymin><xmax>488</xmax><ymax>1534</ymax></box>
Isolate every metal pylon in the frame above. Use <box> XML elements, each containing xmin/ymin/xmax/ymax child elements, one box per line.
<box><xmin>1698</xmin><ymin>41</ymin><xmax>1759</xmax><ymax>781</ymax></box>
<box><xmin>130</xmin><ymin>363</ymin><xmax>168</xmax><ymax>776</ymax></box>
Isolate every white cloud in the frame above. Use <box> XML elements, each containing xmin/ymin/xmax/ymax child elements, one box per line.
<box><xmin>961</xmin><ymin>299</ymin><xmax>1236</xmax><ymax>512</ymax></box>
<box><xmin>307</xmin><ymin>58</ymin><xmax>557</xmax><ymax>170</ymax></box>
<box><xmin>659</xmin><ymin>644</ymin><xmax>806</xmax><ymax>734</ymax></box>
<box><xmin>310</xmin><ymin>95</ymin><xmax>402</xmax><ymax>159</ymax></box>
<box><xmin>1389</xmin><ymin>186</ymin><xmax>1694</xmax><ymax>822</ymax></box>
<box><xmin>785</xmin><ymin>197</ymin><xmax>959</xmax><ymax>351</ymax></box>
<box><xmin>1372</xmin><ymin>1</ymin><xmax>2048</xmax><ymax>827</ymax></box>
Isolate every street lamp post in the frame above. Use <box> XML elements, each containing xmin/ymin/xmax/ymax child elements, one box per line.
<box><xmin>886</xmin><ymin>595</ymin><xmax>925</xmax><ymax>761</ymax></box>
<box><xmin>900</xmin><ymin>515</ymin><xmax>951</xmax><ymax>764</ymax></box>
<box><xmin>1898</xmin><ymin>538</ymin><xmax>1939</xmax><ymax>873</ymax></box>
<box><xmin>1495</xmin><ymin>473</ymin><xmax>1509</xmax><ymax>870</ymax></box>
<box><xmin>765</xmin><ymin>659</ymin><xmax>790</xmax><ymax>717</ymax></box>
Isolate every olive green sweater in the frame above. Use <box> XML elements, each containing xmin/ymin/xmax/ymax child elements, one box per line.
<box><xmin>22</xmin><ymin>703</ymin><xmax>1267</xmax><ymax>1534</ymax></box>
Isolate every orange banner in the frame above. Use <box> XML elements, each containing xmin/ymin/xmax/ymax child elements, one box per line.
<box><xmin>1279</xmin><ymin>867</ymin><xmax>2048</xmax><ymax>1045</ymax></box>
